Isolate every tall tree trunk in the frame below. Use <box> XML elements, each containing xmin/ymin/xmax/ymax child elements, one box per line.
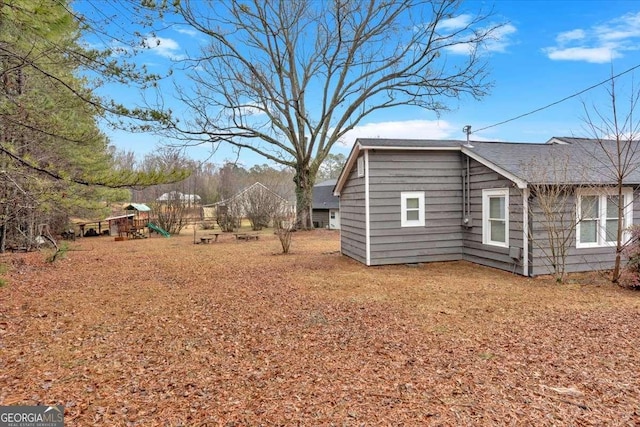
<box><xmin>293</xmin><ymin>165</ymin><xmax>314</xmax><ymax>230</ymax></box>
<box><xmin>612</xmin><ymin>180</ymin><xmax>624</xmax><ymax>283</ymax></box>
<box><xmin>0</xmin><ymin>207</ymin><xmax>6</xmax><ymax>253</ymax></box>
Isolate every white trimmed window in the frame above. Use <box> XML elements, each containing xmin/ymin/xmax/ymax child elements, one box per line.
<box><xmin>357</xmin><ymin>156</ymin><xmax>364</xmax><ymax>177</ymax></box>
<box><xmin>482</xmin><ymin>188</ymin><xmax>509</xmax><ymax>248</ymax></box>
<box><xmin>576</xmin><ymin>188</ymin><xmax>633</xmax><ymax>248</ymax></box>
<box><xmin>401</xmin><ymin>191</ymin><xmax>425</xmax><ymax>227</ymax></box>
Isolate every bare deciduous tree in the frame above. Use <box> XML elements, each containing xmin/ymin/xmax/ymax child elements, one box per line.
<box><xmin>160</xmin><ymin>0</ymin><xmax>502</xmax><ymax>228</ymax></box>
<box><xmin>150</xmin><ymin>195</ymin><xmax>189</xmax><ymax>235</ymax></box>
<box><xmin>523</xmin><ymin>154</ymin><xmax>590</xmax><ymax>282</ymax></box>
<box><xmin>242</xmin><ymin>183</ymin><xmax>285</xmax><ymax>231</ymax></box>
<box><xmin>581</xmin><ymin>75</ymin><xmax>640</xmax><ymax>283</ymax></box>
<box><xmin>274</xmin><ymin>212</ymin><xmax>295</xmax><ymax>254</ymax></box>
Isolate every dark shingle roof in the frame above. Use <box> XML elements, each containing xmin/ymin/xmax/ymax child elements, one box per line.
<box><xmin>334</xmin><ymin>137</ymin><xmax>640</xmax><ymax>196</ymax></box>
<box><xmin>313</xmin><ymin>179</ymin><xmax>339</xmax><ymax>209</ymax></box>
<box><xmin>469</xmin><ymin>140</ymin><xmax>640</xmax><ymax>185</ymax></box>
<box><xmin>357</xmin><ymin>138</ymin><xmax>640</xmax><ymax>185</ymax></box>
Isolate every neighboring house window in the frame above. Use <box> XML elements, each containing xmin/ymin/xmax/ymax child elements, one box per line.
<box><xmin>576</xmin><ymin>188</ymin><xmax>633</xmax><ymax>248</ymax></box>
<box><xmin>482</xmin><ymin>188</ymin><xmax>509</xmax><ymax>247</ymax></box>
<box><xmin>401</xmin><ymin>191</ymin><xmax>425</xmax><ymax>227</ymax></box>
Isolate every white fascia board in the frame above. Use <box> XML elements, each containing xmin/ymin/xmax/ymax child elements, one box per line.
<box><xmin>360</xmin><ymin>145</ymin><xmax>461</xmax><ymax>151</ymax></box>
<box><xmin>333</xmin><ymin>142</ymin><xmax>362</xmax><ymax>197</ymax></box>
<box><xmin>462</xmin><ymin>147</ymin><xmax>529</xmax><ymax>189</ymax></box>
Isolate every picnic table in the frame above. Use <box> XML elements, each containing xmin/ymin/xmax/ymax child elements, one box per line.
<box><xmin>233</xmin><ymin>233</ymin><xmax>259</xmax><ymax>241</ymax></box>
<box><xmin>200</xmin><ymin>233</ymin><xmax>221</xmax><ymax>244</ymax></box>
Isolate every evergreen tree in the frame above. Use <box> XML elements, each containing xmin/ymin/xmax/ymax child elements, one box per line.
<box><xmin>0</xmin><ymin>0</ymin><xmax>185</xmax><ymax>251</ymax></box>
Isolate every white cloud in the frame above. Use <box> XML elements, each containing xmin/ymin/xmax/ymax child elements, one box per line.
<box><xmin>444</xmin><ymin>23</ymin><xmax>516</xmax><ymax>55</ymax></box>
<box><xmin>337</xmin><ymin>120</ymin><xmax>456</xmax><ymax>147</ymax></box>
<box><xmin>556</xmin><ymin>29</ymin><xmax>586</xmax><ymax>45</ymax></box>
<box><xmin>235</xmin><ymin>104</ymin><xmax>266</xmax><ymax>116</ymax></box>
<box><xmin>175</xmin><ymin>27</ymin><xmax>199</xmax><ymax>37</ymax></box>
<box><xmin>484</xmin><ymin>24</ymin><xmax>517</xmax><ymax>53</ymax></box>
<box><xmin>544</xmin><ymin>12</ymin><xmax>640</xmax><ymax>63</ymax></box>
<box><xmin>445</xmin><ymin>43</ymin><xmax>473</xmax><ymax>55</ymax></box>
<box><xmin>546</xmin><ymin>46</ymin><xmax>621</xmax><ymax>64</ymax></box>
<box><xmin>438</xmin><ymin>14</ymin><xmax>473</xmax><ymax>31</ymax></box>
<box><xmin>143</xmin><ymin>36</ymin><xmax>184</xmax><ymax>60</ymax></box>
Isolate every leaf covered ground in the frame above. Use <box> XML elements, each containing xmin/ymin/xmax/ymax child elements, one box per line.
<box><xmin>1</xmin><ymin>229</ymin><xmax>639</xmax><ymax>426</ymax></box>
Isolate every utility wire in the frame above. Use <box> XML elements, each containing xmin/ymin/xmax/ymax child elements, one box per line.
<box><xmin>472</xmin><ymin>62</ymin><xmax>640</xmax><ymax>135</ymax></box>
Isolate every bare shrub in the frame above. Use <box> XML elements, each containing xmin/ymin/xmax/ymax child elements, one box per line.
<box><xmin>200</xmin><ymin>220</ymin><xmax>217</xmax><ymax>230</ymax></box>
<box><xmin>150</xmin><ymin>198</ymin><xmax>189</xmax><ymax>235</ymax></box>
<box><xmin>242</xmin><ymin>184</ymin><xmax>281</xmax><ymax>231</ymax></box>
<box><xmin>522</xmin><ymin>154</ymin><xmax>587</xmax><ymax>283</ymax></box>
<box><xmin>216</xmin><ymin>201</ymin><xmax>242</xmax><ymax>232</ymax></box>
<box><xmin>274</xmin><ymin>216</ymin><xmax>295</xmax><ymax>254</ymax></box>
<box><xmin>619</xmin><ymin>225</ymin><xmax>640</xmax><ymax>290</ymax></box>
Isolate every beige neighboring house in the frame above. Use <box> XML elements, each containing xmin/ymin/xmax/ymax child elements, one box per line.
<box><xmin>202</xmin><ymin>182</ymin><xmax>294</xmax><ymax>221</ymax></box>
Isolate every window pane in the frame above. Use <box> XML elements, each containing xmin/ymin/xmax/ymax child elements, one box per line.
<box><xmin>406</xmin><ymin>198</ymin><xmax>419</xmax><ymax>209</ymax></box>
<box><xmin>606</xmin><ymin>195</ymin><xmax>621</xmax><ymax>218</ymax></box>
<box><xmin>606</xmin><ymin>219</ymin><xmax>619</xmax><ymax>242</ymax></box>
<box><xmin>580</xmin><ymin>219</ymin><xmax>597</xmax><ymax>243</ymax></box>
<box><xmin>581</xmin><ymin>196</ymin><xmax>598</xmax><ymax>218</ymax></box>
<box><xmin>489</xmin><ymin>196</ymin><xmax>505</xmax><ymax>219</ymax></box>
<box><xmin>406</xmin><ymin>210</ymin><xmax>419</xmax><ymax>221</ymax></box>
<box><xmin>490</xmin><ymin>220</ymin><xmax>506</xmax><ymax>242</ymax></box>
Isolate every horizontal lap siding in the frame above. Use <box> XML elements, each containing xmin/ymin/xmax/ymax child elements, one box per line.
<box><xmin>530</xmin><ymin>187</ymin><xmax>640</xmax><ymax>275</ymax></box>
<box><xmin>339</xmin><ymin>160</ymin><xmax>366</xmax><ymax>264</ymax></box>
<box><xmin>463</xmin><ymin>159</ymin><xmax>524</xmax><ymax>273</ymax></box>
<box><xmin>312</xmin><ymin>209</ymin><xmax>330</xmax><ymax>228</ymax></box>
<box><xmin>368</xmin><ymin>150</ymin><xmax>464</xmax><ymax>265</ymax></box>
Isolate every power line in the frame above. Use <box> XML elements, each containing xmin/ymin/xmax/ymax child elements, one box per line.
<box><xmin>472</xmin><ymin>63</ymin><xmax>640</xmax><ymax>135</ymax></box>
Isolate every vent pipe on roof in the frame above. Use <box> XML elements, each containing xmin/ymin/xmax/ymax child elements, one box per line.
<box><xmin>462</xmin><ymin>125</ymin><xmax>474</xmax><ymax>148</ymax></box>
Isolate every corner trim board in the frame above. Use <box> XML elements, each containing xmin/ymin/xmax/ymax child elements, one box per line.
<box><xmin>365</xmin><ymin>149</ymin><xmax>371</xmax><ymax>266</ymax></box>
<box><xmin>522</xmin><ymin>187</ymin><xmax>529</xmax><ymax>276</ymax></box>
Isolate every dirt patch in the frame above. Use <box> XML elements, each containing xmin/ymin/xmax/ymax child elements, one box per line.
<box><xmin>1</xmin><ymin>230</ymin><xmax>639</xmax><ymax>425</ymax></box>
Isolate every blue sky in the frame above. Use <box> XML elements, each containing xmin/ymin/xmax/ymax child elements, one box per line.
<box><xmin>81</xmin><ymin>1</ymin><xmax>640</xmax><ymax>167</ymax></box>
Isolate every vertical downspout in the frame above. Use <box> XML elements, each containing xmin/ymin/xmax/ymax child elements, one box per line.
<box><xmin>461</xmin><ymin>155</ymin><xmax>466</xmax><ymax>220</ymax></box>
<box><xmin>364</xmin><ymin>150</ymin><xmax>371</xmax><ymax>266</ymax></box>
<box><xmin>467</xmin><ymin>157</ymin><xmax>471</xmax><ymax>219</ymax></box>
<box><xmin>522</xmin><ymin>187</ymin><xmax>530</xmax><ymax>276</ymax></box>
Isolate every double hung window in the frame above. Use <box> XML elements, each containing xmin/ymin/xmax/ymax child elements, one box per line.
<box><xmin>482</xmin><ymin>189</ymin><xmax>509</xmax><ymax>247</ymax></box>
<box><xmin>576</xmin><ymin>189</ymin><xmax>633</xmax><ymax>248</ymax></box>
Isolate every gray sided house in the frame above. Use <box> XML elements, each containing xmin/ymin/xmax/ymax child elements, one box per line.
<box><xmin>333</xmin><ymin>137</ymin><xmax>640</xmax><ymax>276</ymax></box>
<box><xmin>312</xmin><ymin>179</ymin><xmax>340</xmax><ymax>229</ymax></box>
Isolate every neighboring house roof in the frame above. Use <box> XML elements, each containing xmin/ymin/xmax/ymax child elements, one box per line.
<box><xmin>334</xmin><ymin>137</ymin><xmax>640</xmax><ymax>195</ymax></box>
<box><xmin>313</xmin><ymin>179</ymin><xmax>339</xmax><ymax>210</ymax></box>
<box><xmin>156</xmin><ymin>191</ymin><xmax>201</xmax><ymax>202</ymax></box>
<box><xmin>124</xmin><ymin>203</ymin><xmax>151</xmax><ymax>212</ymax></box>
